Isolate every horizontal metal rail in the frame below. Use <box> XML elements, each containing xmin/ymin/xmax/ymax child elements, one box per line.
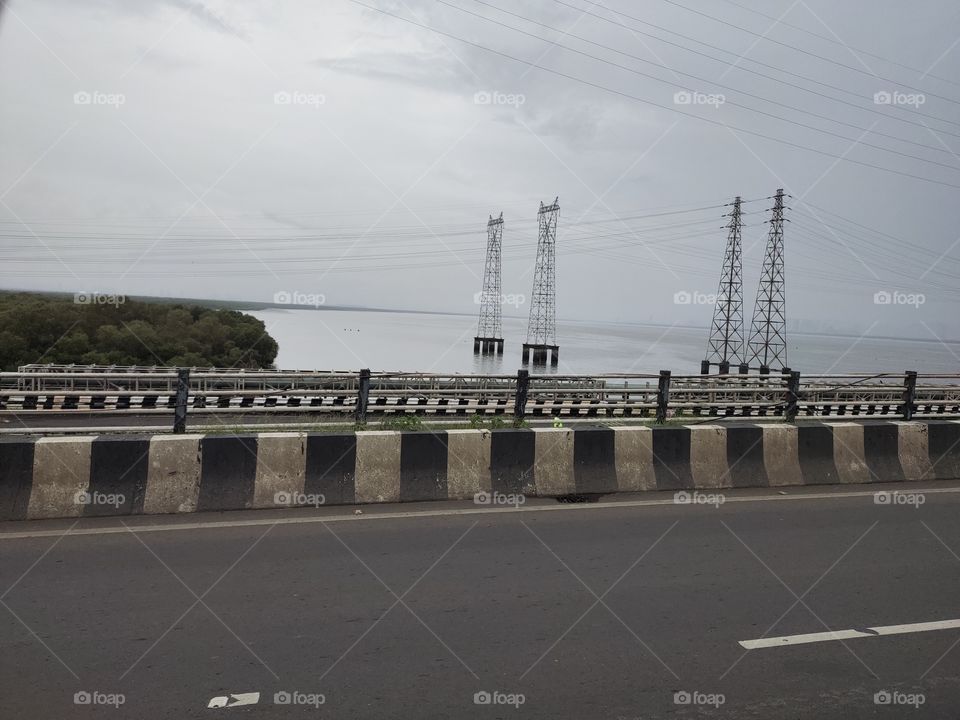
<box><xmin>0</xmin><ymin>366</ymin><xmax>958</xmax><ymax>429</ymax></box>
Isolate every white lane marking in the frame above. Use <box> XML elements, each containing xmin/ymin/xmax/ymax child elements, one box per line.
<box><xmin>207</xmin><ymin>692</ymin><xmax>260</xmax><ymax>708</ymax></box>
<box><xmin>740</xmin><ymin>619</ymin><xmax>960</xmax><ymax>650</ymax></box>
<box><xmin>2</xmin><ymin>485</ymin><xmax>960</xmax><ymax>541</ymax></box>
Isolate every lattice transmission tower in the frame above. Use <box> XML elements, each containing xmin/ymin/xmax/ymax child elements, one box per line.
<box><xmin>523</xmin><ymin>198</ymin><xmax>560</xmax><ymax>366</ymax></box>
<box><xmin>746</xmin><ymin>189</ymin><xmax>789</xmax><ymax>371</ymax></box>
<box><xmin>702</xmin><ymin>196</ymin><xmax>746</xmax><ymax>374</ymax></box>
<box><xmin>474</xmin><ymin>213</ymin><xmax>504</xmax><ymax>355</ymax></box>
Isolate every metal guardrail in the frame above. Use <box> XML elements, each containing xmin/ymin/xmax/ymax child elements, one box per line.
<box><xmin>1</xmin><ymin>366</ymin><xmax>959</xmax><ymax>431</ymax></box>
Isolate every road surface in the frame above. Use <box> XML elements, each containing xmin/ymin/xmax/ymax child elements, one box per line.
<box><xmin>2</xmin><ymin>482</ymin><xmax>960</xmax><ymax>718</ymax></box>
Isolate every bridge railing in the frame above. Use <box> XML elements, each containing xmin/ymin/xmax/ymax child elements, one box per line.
<box><xmin>1</xmin><ymin>366</ymin><xmax>958</xmax><ymax>430</ymax></box>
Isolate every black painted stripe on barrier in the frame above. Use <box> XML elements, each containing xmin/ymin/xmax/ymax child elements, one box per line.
<box><xmin>490</xmin><ymin>429</ymin><xmax>535</xmax><ymax>495</ymax></box>
<box><xmin>86</xmin><ymin>436</ymin><xmax>150</xmax><ymax>516</ymax></box>
<box><xmin>400</xmin><ymin>432</ymin><xmax>449</xmax><ymax>502</ymax></box>
<box><xmin>0</xmin><ymin>438</ymin><xmax>36</xmax><ymax>521</ymax></box>
<box><xmin>573</xmin><ymin>427</ymin><xmax>617</xmax><ymax>493</ymax></box>
<box><xmin>796</xmin><ymin>425</ymin><xmax>838</xmax><ymax>484</ymax></box>
<box><xmin>862</xmin><ymin>423</ymin><xmax>905</xmax><ymax>483</ymax></box>
<box><xmin>304</xmin><ymin>434</ymin><xmax>356</xmax><ymax>505</ymax></box>
<box><xmin>652</xmin><ymin>426</ymin><xmax>692</xmax><ymax>490</ymax></box>
<box><xmin>197</xmin><ymin>435</ymin><xmax>258</xmax><ymax>511</ymax></box>
<box><xmin>726</xmin><ymin>426</ymin><xmax>768</xmax><ymax>488</ymax></box>
<box><xmin>927</xmin><ymin>422</ymin><xmax>960</xmax><ymax>480</ymax></box>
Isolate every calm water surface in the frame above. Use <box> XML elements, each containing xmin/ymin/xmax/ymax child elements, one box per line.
<box><xmin>250</xmin><ymin>309</ymin><xmax>959</xmax><ymax>376</ymax></box>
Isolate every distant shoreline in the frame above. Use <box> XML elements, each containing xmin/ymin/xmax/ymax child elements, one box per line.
<box><xmin>4</xmin><ymin>289</ymin><xmax>957</xmax><ymax>346</ymax></box>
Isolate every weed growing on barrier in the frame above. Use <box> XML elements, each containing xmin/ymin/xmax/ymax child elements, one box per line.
<box><xmin>379</xmin><ymin>415</ymin><xmax>425</xmax><ymax>431</ymax></box>
<box><xmin>469</xmin><ymin>415</ymin><xmax>509</xmax><ymax>430</ymax></box>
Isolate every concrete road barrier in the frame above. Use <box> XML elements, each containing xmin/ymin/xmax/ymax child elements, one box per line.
<box><xmin>0</xmin><ymin>421</ymin><xmax>955</xmax><ymax>520</ymax></box>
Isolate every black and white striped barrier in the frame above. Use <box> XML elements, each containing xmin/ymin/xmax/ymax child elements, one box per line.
<box><xmin>1</xmin><ymin>421</ymin><xmax>958</xmax><ymax>520</ymax></box>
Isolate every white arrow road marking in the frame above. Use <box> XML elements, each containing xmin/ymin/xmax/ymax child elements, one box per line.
<box><xmin>207</xmin><ymin>692</ymin><xmax>260</xmax><ymax>708</ymax></box>
<box><xmin>740</xmin><ymin>619</ymin><xmax>960</xmax><ymax>650</ymax></box>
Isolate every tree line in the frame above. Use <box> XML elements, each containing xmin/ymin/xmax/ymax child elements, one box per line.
<box><xmin>0</xmin><ymin>293</ymin><xmax>279</xmax><ymax>370</ymax></box>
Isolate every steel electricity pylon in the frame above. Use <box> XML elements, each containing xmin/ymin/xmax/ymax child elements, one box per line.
<box><xmin>523</xmin><ymin>198</ymin><xmax>560</xmax><ymax>366</ymax></box>
<box><xmin>746</xmin><ymin>188</ymin><xmax>789</xmax><ymax>371</ymax></box>
<box><xmin>702</xmin><ymin>196</ymin><xmax>746</xmax><ymax>374</ymax></box>
<box><xmin>474</xmin><ymin>212</ymin><xmax>504</xmax><ymax>355</ymax></box>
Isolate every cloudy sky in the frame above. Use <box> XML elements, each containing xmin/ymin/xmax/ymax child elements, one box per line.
<box><xmin>1</xmin><ymin>0</ymin><xmax>959</xmax><ymax>340</ymax></box>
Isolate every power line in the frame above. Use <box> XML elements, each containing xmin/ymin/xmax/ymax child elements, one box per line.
<box><xmin>448</xmin><ymin>0</ymin><xmax>960</xmax><ymax>163</ymax></box>
<box><xmin>712</xmin><ymin>0</ymin><xmax>960</xmax><ymax>89</ymax></box>
<box><xmin>656</xmin><ymin>0</ymin><xmax>960</xmax><ymax>105</ymax></box>
<box><xmin>546</xmin><ymin>0</ymin><xmax>960</xmax><ymax>134</ymax></box>
<box><xmin>349</xmin><ymin>0</ymin><xmax>960</xmax><ymax>190</ymax></box>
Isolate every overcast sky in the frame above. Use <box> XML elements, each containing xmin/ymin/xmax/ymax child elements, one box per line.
<box><xmin>1</xmin><ymin>0</ymin><xmax>959</xmax><ymax>341</ymax></box>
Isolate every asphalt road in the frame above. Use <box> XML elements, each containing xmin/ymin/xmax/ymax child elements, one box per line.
<box><xmin>2</xmin><ymin>483</ymin><xmax>960</xmax><ymax>718</ymax></box>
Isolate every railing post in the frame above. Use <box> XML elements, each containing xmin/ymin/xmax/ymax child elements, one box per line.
<box><xmin>173</xmin><ymin>368</ymin><xmax>190</xmax><ymax>434</ymax></box>
<box><xmin>656</xmin><ymin>370</ymin><xmax>671</xmax><ymax>424</ymax></box>
<box><xmin>356</xmin><ymin>368</ymin><xmax>371</xmax><ymax>425</ymax></box>
<box><xmin>903</xmin><ymin>370</ymin><xmax>917</xmax><ymax>420</ymax></box>
<box><xmin>514</xmin><ymin>369</ymin><xmax>529</xmax><ymax>421</ymax></box>
<box><xmin>785</xmin><ymin>370</ymin><xmax>800</xmax><ymax>423</ymax></box>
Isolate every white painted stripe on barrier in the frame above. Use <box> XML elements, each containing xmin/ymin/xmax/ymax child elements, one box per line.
<box><xmin>28</xmin><ymin>436</ymin><xmax>96</xmax><ymax>520</ymax></box>
<box><xmin>355</xmin><ymin>431</ymin><xmax>401</xmax><ymax>503</ymax></box>
<box><xmin>532</xmin><ymin>428</ymin><xmax>575</xmax><ymax>496</ymax></box>
<box><xmin>4</xmin><ymin>485</ymin><xmax>960</xmax><ymax>540</ymax></box>
<box><xmin>688</xmin><ymin>425</ymin><xmax>728</xmax><ymax>489</ymax></box>
<box><xmin>832</xmin><ymin>423</ymin><xmax>870</xmax><ymax>484</ymax></box>
<box><xmin>740</xmin><ymin>618</ymin><xmax>960</xmax><ymax>650</ymax></box>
